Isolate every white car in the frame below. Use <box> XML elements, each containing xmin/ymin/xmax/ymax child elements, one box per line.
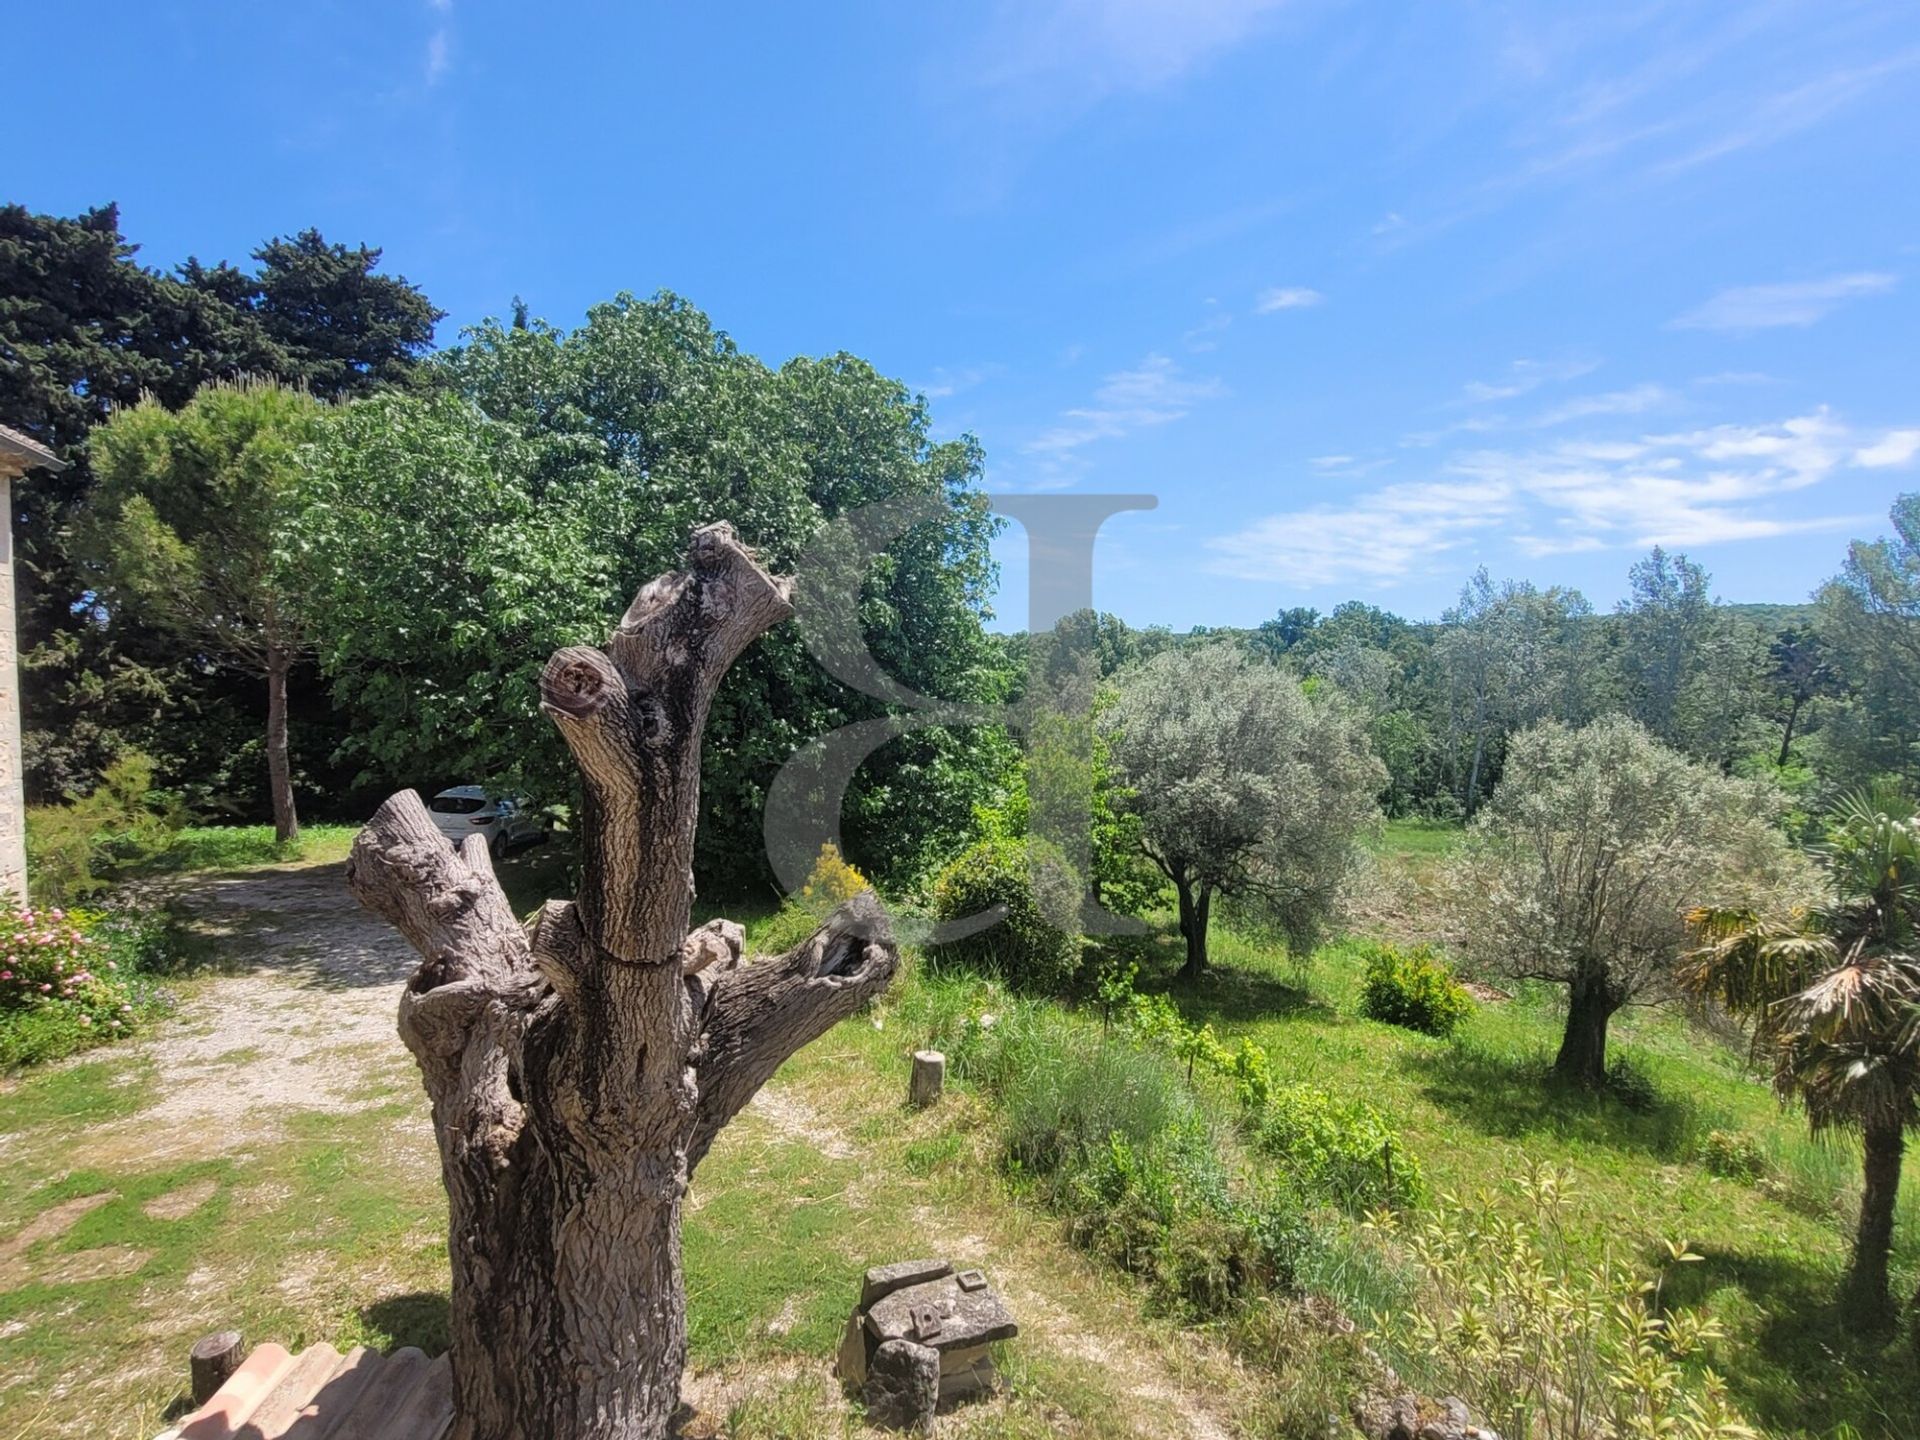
<box><xmin>426</xmin><ymin>786</ymin><xmax>545</xmax><ymax>858</ymax></box>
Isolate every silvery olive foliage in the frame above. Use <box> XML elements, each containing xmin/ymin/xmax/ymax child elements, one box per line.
<box><xmin>1101</xmin><ymin>643</ymin><xmax>1384</xmax><ymax>973</ymax></box>
<box><xmin>1442</xmin><ymin>715</ymin><xmax>1815</xmax><ymax>1082</ymax></box>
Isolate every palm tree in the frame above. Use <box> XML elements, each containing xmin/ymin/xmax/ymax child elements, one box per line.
<box><xmin>1682</xmin><ymin>786</ymin><xmax>1920</xmax><ymax>1332</ymax></box>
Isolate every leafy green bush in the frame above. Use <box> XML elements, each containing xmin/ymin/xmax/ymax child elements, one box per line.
<box><xmin>1365</xmin><ymin>1165</ymin><xmax>1753</xmax><ymax>1440</ymax></box>
<box><xmin>931</xmin><ymin>836</ymin><xmax>1082</xmax><ymax>992</ymax></box>
<box><xmin>1252</xmin><ymin>1083</ymin><xmax>1422</xmax><ymax>1210</ymax></box>
<box><xmin>25</xmin><ymin>754</ymin><xmax>183</xmax><ymax>904</ymax></box>
<box><xmin>1356</xmin><ymin>940</ymin><xmax>1473</xmax><ymax>1037</ymax></box>
<box><xmin>0</xmin><ymin>903</ymin><xmax>175</xmax><ymax>1069</ymax></box>
<box><xmin>1697</xmin><ymin>1128</ymin><xmax>1769</xmax><ymax>1183</ymax></box>
<box><xmin>927</xmin><ymin>981</ymin><xmax>1310</xmax><ymax>1318</ymax></box>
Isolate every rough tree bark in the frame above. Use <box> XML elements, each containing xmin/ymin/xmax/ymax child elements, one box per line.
<box><xmin>266</xmin><ymin>642</ymin><xmax>299</xmax><ymax>845</ymax></box>
<box><xmin>1173</xmin><ymin>868</ymin><xmax>1212</xmax><ymax>982</ymax></box>
<box><xmin>1553</xmin><ymin>969</ymin><xmax>1616</xmax><ymax>1087</ymax></box>
<box><xmin>347</xmin><ymin>524</ymin><xmax>900</xmax><ymax>1440</ymax></box>
<box><xmin>1846</xmin><ymin>1114</ymin><xmax>1903</xmax><ymax>1331</ymax></box>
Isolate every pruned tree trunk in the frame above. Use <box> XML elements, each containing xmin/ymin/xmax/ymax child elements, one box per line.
<box><xmin>348</xmin><ymin>524</ymin><xmax>900</xmax><ymax>1440</ymax></box>
<box><xmin>1847</xmin><ymin>1115</ymin><xmax>1903</xmax><ymax>1332</ymax></box>
<box><xmin>266</xmin><ymin>643</ymin><xmax>299</xmax><ymax>845</ymax></box>
<box><xmin>1553</xmin><ymin>974</ymin><xmax>1614</xmax><ymax>1087</ymax></box>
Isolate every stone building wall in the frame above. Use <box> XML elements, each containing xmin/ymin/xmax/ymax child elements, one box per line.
<box><xmin>0</xmin><ymin>473</ymin><xmax>22</xmax><ymax>904</ymax></box>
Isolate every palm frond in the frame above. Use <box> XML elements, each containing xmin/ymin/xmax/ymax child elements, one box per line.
<box><xmin>1680</xmin><ymin>906</ymin><xmax>1835</xmax><ymax>1018</ymax></box>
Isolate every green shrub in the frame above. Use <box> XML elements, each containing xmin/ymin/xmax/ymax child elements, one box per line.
<box><xmin>931</xmin><ymin>837</ymin><xmax>1082</xmax><ymax>993</ymax></box>
<box><xmin>1356</xmin><ymin>940</ymin><xmax>1472</xmax><ymax>1037</ymax></box>
<box><xmin>1252</xmin><ymin>1083</ymin><xmax>1422</xmax><ymax>1210</ymax></box>
<box><xmin>0</xmin><ymin>903</ymin><xmax>174</xmax><ymax>1069</ymax></box>
<box><xmin>25</xmin><ymin>754</ymin><xmax>184</xmax><ymax>904</ymax></box>
<box><xmin>1365</xmin><ymin>1165</ymin><xmax>1754</xmax><ymax>1440</ymax></box>
<box><xmin>1698</xmin><ymin>1128</ymin><xmax>1769</xmax><ymax>1183</ymax></box>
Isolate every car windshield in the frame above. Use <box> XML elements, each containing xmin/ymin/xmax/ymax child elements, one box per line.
<box><xmin>430</xmin><ymin>795</ymin><xmax>487</xmax><ymax>816</ymax></box>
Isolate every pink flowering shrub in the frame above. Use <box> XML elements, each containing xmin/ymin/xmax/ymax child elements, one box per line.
<box><xmin>0</xmin><ymin>905</ymin><xmax>163</xmax><ymax>1068</ymax></box>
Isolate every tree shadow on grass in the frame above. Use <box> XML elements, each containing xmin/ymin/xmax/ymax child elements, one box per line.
<box><xmin>358</xmin><ymin>1291</ymin><xmax>451</xmax><ymax>1355</ymax></box>
<box><xmin>1407</xmin><ymin>1041</ymin><xmax>1706</xmax><ymax>1161</ymax></box>
<box><xmin>1156</xmin><ymin>960</ymin><xmax>1338</xmax><ymax>1030</ymax></box>
<box><xmin>1658</xmin><ymin>1244</ymin><xmax>1920</xmax><ymax>1438</ymax></box>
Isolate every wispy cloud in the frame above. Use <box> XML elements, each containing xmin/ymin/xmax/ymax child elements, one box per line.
<box><xmin>1254</xmin><ymin>286</ymin><xmax>1323</xmax><ymax>314</ymax></box>
<box><xmin>1207</xmin><ymin>409</ymin><xmax>1915</xmax><ymax>585</ymax></box>
<box><xmin>1461</xmin><ymin>357</ymin><xmax>1599</xmax><ymax>404</ymax></box>
<box><xmin>1672</xmin><ymin>272</ymin><xmax>1896</xmax><ymax>332</ymax></box>
<box><xmin>1652</xmin><ymin>50</ymin><xmax>1920</xmax><ymax>175</ymax></box>
<box><xmin>424</xmin><ymin>0</ymin><xmax>452</xmax><ymax>85</ymax></box>
<box><xmin>915</xmin><ymin>364</ymin><xmax>1000</xmax><ymax>400</ymax></box>
<box><xmin>1533</xmin><ymin>383</ymin><xmax>1675</xmax><ymax>427</ymax></box>
<box><xmin>1858</xmin><ymin>429</ymin><xmax>1920</xmax><ymax>469</ymax></box>
<box><xmin>1025</xmin><ymin>353</ymin><xmax>1223</xmax><ymax>462</ymax></box>
<box><xmin>1208</xmin><ymin>477</ymin><xmax>1512</xmax><ymax>586</ymax></box>
<box><xmin>1182</xmin><ymin>304</ymin><xmax>1232</xmax><ymax>352</ymax></box>
<box><xmin>972</xmin><ymin>0</ymin><xmax>1289</xmax><ymax>109</ymax></box>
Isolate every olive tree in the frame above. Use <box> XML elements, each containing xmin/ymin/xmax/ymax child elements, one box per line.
<box><xmin>1101</xmin><ymin>644</ymin><xmax>1383</xmax><ymax>979</ymax></box>
<box><xmin>1445</xmin><ymin>715</ymin><xmax>1809</xmax><ymax>1086</ymax></box>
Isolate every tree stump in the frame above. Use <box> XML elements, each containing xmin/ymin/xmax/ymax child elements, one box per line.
<box><xmin>908</xmin><ymin>1050</ymin><xmax>946</xmax><ymax>1108</ymax></box>
<box><xmin>189</xmin><ymin>1330</ymin><xmax>244</xmax><ymax>1406</ymax></box>
<box><xmin>348</xmin><ymin>524</ymin><xmax>901</xmax><ymax>1440</ymax></box>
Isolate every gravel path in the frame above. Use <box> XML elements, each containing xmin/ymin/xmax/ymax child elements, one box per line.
<box><xmin>103</xmin><ymin>861</ymin><xmax>423</xmax><ymax>1161</ymax></box>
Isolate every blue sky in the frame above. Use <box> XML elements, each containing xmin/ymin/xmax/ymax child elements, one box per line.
<box><xmin>13</xmin><ymin>1</ymin><xmax>1920</xmax><ymax>629</ymax></box>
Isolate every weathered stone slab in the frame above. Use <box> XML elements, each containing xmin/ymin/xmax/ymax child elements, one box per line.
<box><xmin>865</xmin><ymin>1275</ymin><xmax>1018</xmax><ymax>1353</ymax></box>
<box><xmin>860</xmin><ymin>1257</ymin><xmax>954</xmax><ymax>1310</ymax></box>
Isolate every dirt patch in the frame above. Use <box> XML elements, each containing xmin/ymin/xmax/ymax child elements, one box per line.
<box><xmin>91</xmin><ymin>863</ymin><xmax>422</xmax><ymax>1160</ymax></box>
<box><xmin>0</xmin><ymin>1192</ymin><xmax>117</xmax><ymax>1289</ymax></box>
<box><xmin>747</xmin><ymin>1087</ymin><xmax>857</xmax><ymax>1161</ymax></box>
<box><xmin>142</xmin><ymin>1178</ymin><xmax>220</xmax><ymax>1221</ymax></box>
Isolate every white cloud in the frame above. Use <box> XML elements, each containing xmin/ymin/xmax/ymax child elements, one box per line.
<box><xmin>425</xmin><ymin>26</ymin><xmax>451</xmax><ymax>84</ymax></box>
<box><xmin>1025</xmin><ymin>353</ymin><xmax>1223</xmax><ymax>457</ymax></box>
<box><xmin>1309</xmin><ymin>455</ymin><xmax>1355</xmax><ymax>470</ymax></box>
<box><xmin>1207</xmin><ymin>478</ymin><xmax>1511</xmax><ymax>586</ymax></box>
<box><xmin>1461</xmin><ymin>357</ymin><xmax>1599</xmax><ymax>403</ymax></box>
<box><xmin>1181</xmin><ymin>307</ymin><xmax>1232</xmax><ymax>351</ymax></box>
<box><xmin>1653</xmin><ymin>50</ymin><xmax>1920</xmax><ymax>176</ymax></box>
<box><xmin>1533</xmin><ymin>383</ymin><xmax>1675</xmax><ymax>427</ymax></box>
<box><xmin>1672</xmin><ymin>272</ymin><xmax>1895</xmax><ymax>331</ymax></box>
<box><xmin>1254</xmin><ymin>286</ymin><xmax>1323</xmax><ymax>314</ymax></box>
<box><xmin>1207</xmin><ymin>408</ymin><xmax>1902</xmax><ymax>585</ymax></box>
<box><xmin>1857</xmin><ymin>429</ymin><xmax>1920</xmax><ymax>469</ymax></box>
<box><xmin>915</xmin><ymin>365</ymin><xmax>998</xmax><ymax>400</ymax></box>
<box><xmin>973</xmin><ymin>0</ymin><xmax>1289</xmax><ymax>106</ymax></box>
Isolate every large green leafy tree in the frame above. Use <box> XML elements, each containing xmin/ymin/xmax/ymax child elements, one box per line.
<box><xmin>1814</xmin><ymin>494</ymin><xmax>1920</xmax><ymax>793</ymax></box>
<box><xmin>0</xmin><ymin>202</ymin><xmax>439</xmax><ymax>808</ymax></box>
<box><xmin>293</xmin><ymin>293</ymin><xmax>1003</xmax><ymax>890</ymax></box>
<box><xmin>1683</xmin><ymin>789</ymin><xmax>1920</xmax><ymax>1332</ymax></box>
<box><xmin>84</xmin><ymin>381</ymin><xmax>325</xmax><ymax>841</ymax></box>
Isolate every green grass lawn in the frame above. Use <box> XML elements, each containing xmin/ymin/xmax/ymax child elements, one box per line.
<box><xmin>1370</xmin><ymin>817</ymin><xmax>1464</xmax><ymax>862</ymax></box>
<box><xmin>8</xmin><ymin>831</ymin><xmax>1915</xmax><ymax>1439</ymax></box>
<box><xmin>1135</xmin><ymin>920</ymin><xmax>1920</xmax><ymax>1440</ymax></box>
<box><xmin>162</xmin><ymin>823</ymin><xmax>360</xmax><ymax>872</ymax></box>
